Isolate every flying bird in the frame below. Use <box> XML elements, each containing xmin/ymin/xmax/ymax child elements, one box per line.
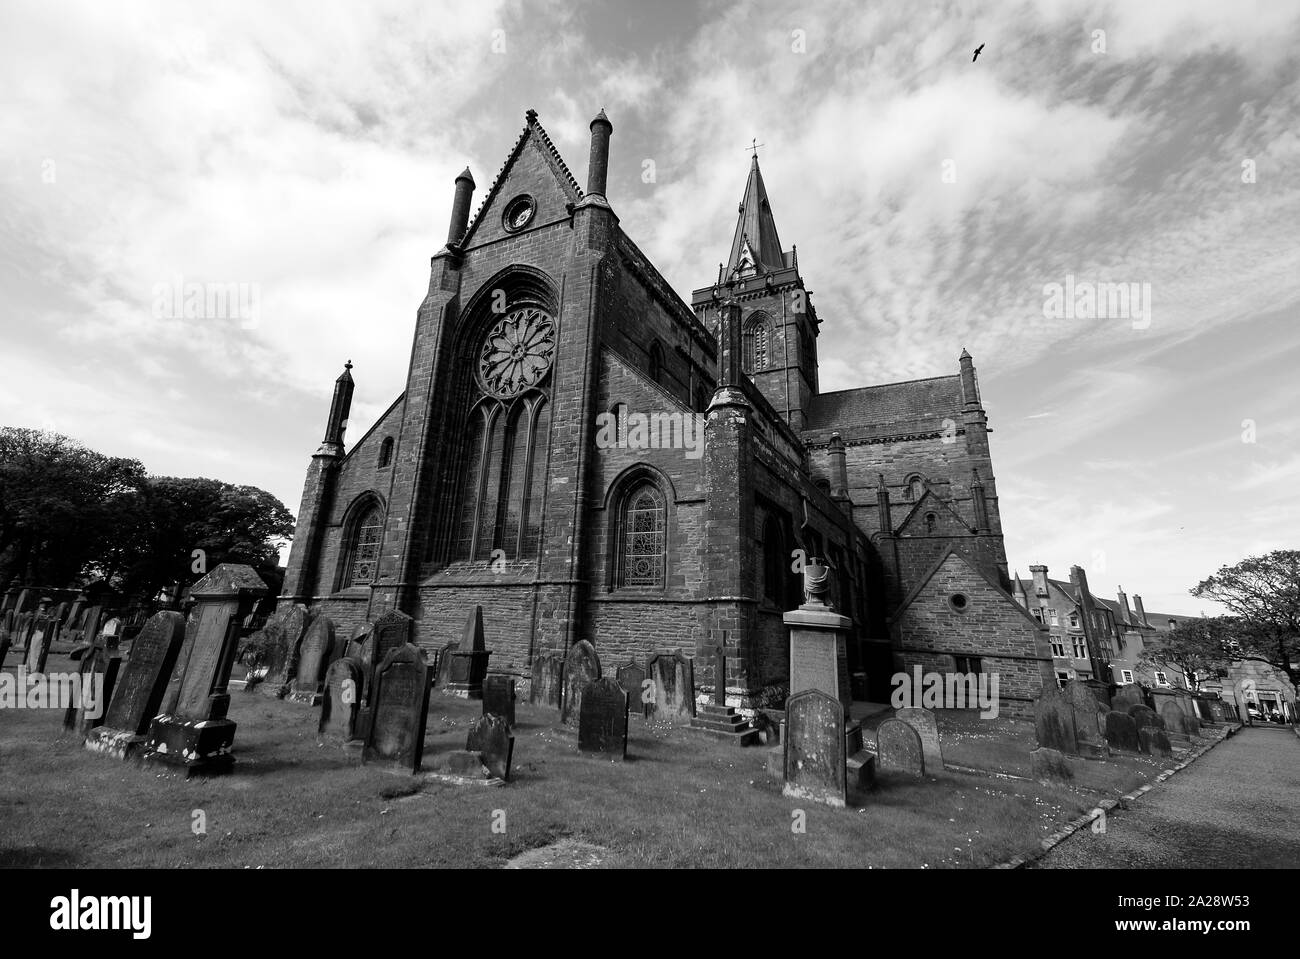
<box><xmin>972</xmin><ymin>43</ymin><xmax>985</xmax><ymax>61</ymax></box>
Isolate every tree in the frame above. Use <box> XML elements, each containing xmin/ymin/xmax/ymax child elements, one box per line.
<box><xmin>109</xmin><ymin>477</ymin><xmax>295</xmax><ymax>602</ymax></box>
<box><xmin>1139</xmin><ymin>616</ymin><xmax>1236</xmax><ymax>691</ymax></box>
<box><xmin>0</xmin><ymin>428</ymin><xmax>146</xmax><ymax>586</ymax></box>
<box><xmin>1191</xmin><ymin>550</ymin><xmax>1300</xmax><ymax>693</ymax></box>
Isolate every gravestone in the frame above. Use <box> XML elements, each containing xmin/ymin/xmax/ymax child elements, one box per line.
<box><xmin>529</xmin><ymin>652</ymin><xmax>562</xmax><ymax>708</ymax></box>
<box><xmin>318</xmin><ymin>658</ymin><xmax>363</xmax><ymax>747</ymax></box>
<box><xmin>13</xmin><ymin>611</ymin><xmax>34</xmax><ymax>656</ymax></box>
<box><xmin>1065</xmin><ymin>680</ymin><xmax>1109</xmax><ymax>758</ymax></box>
<box><xmin>143</xmin><ymin>564</ymin><xmax>268</xmax><ymax>776</ymax></box>
<box><xmin>1208</xmin><ymin>700</ymin><xmax>1226</xmax><ymax>723</ymax></box>
<box><xmin>1160</xmin><ymin>701</ymin><xmax>1197</xmax><ymax>738</ymax></box>
<box><xmin>258</xmin><ymin>605</ymin><xmax>312</xmax><ymax>699</ymax></box>
<box><xmin>86</xmin><ymin>612</ymin><xmax>186</xmax><ymax>760</ymax></box>
<box><xmin>63</xmin><ymin>619</ymin><xmax>123</xmax><ymax>738</ymax></box>
<box><xmin>561</xmin><ymin>640</ymin><xmax>602</xmax><ymax>726</ymax></box>
<box><xmin>615</xmin><ymin>659</ymin><xmax>649</xmax><ymax>720</ymax></box>
<box><xmin>876</xmin><ymin>718</ymin><xmax>925</xmax><ymax>776</ymax></box>
<box><xmin>1128</xmin><ymin>704</ymin><xmax>1163</xmax><ymax>742</ymax></box>
<box><xmin>1030</xmin><ymin>746</ymin><xmax>1073</xmax><ymax>784</ymax></box>
<box><xmin>356</xmin><ymin>610</ymin><xmax>414</xmax><ymax>741</ymax></box>
<box><xmin>482</xmin><ymin>674</ymin><xmax>516</xmax><ymax>728</ymax></box>
<box><xmin>783</xmin><ymin>689</ymin><xmax>847</xmax><ymax>807</ymax></box>
<box><xmin>784</xmin><ymin>599</ymin><xmax>852</xmax><ymax>718</ymax></box>
<box><xmin>445</xmin><ymin>605</ymin><xmax>491</xmax><ymax>698</ymax></box>
<box><xmin>895</xmin><ymin>707</ymin><xmax>944</xmax><ymax>772</ymax></box>
<box><xmin>646</xmin><ymin>650</ymin><xmax>695</xmax><ymax>725</ymax></box>
<box><xmin>435</xmin><ymin>641</ymin><xmax>459</xmax><ymax>689</ymax></box>
<box><xmin>1112</xmin><ymin>684</ymin><xmax>1146</xmax><ymax>711</ymax></box>
<box><xmin>0</xmin><ymin>609</ymin><xmax>14</xmax><ymax>665</ymax></box>
<box><xmin>1034</xmin><ymin>684</ymin><xmax>1078</xmax><ymax>754</ymax></box>
<box><xmin>345</xmin><ymin>623</ymin><xmax>372</xmax><ymax>662</ymax></box>
<box><xmin>364</xmin><ymin>643</ymin><xmax>431</xmax><ymax>773</ymax></box>
<box><xmin>466</xmin><ymin>713</ymin><xmax>515</xmax><ymax>781</ymax></box>
<box><xmin>1104</xmin><ymin>710</ymin><xmax>1139</xmax><ymax>752</ymax></box>
<box><xmin>289</xmin><ymin>615</ymin><xmax>336</xmax><ymax>705</ymax></box>
<box><xmin>24</xmin><ymin>618</ymin><xmax>53</xmax><ymax>674</ymax></box>
<box><xmin>578</xmin><ymin>678</ymin><xmax>629</xmax><ymax>759</ymax></box>
<box><xmin>1141</xmin><ymin>726</ymin><xmax>1172</xmax><ymax>756</ymax></box>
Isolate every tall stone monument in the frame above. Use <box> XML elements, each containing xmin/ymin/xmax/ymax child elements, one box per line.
<box><xmin>143</xmin><ymin>564</ymin><xmax>268</xmax><ymax>776</ymax></box>
<box><xmin>445</xmin><ymin>605</ymin><xmax>492</xmax><ymax>698</ymax></box>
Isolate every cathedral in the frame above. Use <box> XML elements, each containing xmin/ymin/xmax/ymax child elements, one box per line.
<box><xmin>280</xmin><ymin>109</ymin><xmax>1055</xmax><ymax>717</ymax></box>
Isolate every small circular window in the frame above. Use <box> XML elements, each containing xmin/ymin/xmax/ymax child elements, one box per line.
<box><xmin>949</xmin><ymin>593</ymin><xmax>969</xmax><ymax>612</ymax></box>
<box><xmin>503</xmin><ymin>195</ymin><xmax>535</xmax><ymax>232</ymax></box>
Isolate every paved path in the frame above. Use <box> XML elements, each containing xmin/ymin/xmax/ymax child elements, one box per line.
<box><xmin>1035</xmin><ymin>727</ymin><xmax>1300</xmax><ymax>868</ymax></box>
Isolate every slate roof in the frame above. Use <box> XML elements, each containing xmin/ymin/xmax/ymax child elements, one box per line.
<box><xmin>805</xmin><ymin>374</ymin><xmax>963</xmax><ymax>433</ymax></box>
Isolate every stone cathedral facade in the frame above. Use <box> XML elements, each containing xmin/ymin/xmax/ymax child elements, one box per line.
<box><xmin>280</xmin><ymin>109</ymin><xmax>1054</xmax><ymax>716</ymax></box>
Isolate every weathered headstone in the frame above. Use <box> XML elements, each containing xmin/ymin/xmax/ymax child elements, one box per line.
<box><xmin>1160</xmin><ymin>701</ymin><xmax>1197</xmax><ymax>738</ymax></box>
<box><xmin>895</xmin><ymin>706</ymin><xmax>944</xmax><ymax>772</ymax></box>
<box><xmin>1065</xmin><ymin>680</ymin><xmax>1109</xmax><ymax>758</ymax></box>
<box><xmin>561</xmin><ymin>640</ymin><xmax>602</xmax><ymax>726</ymax></box>
<box><xmin>24</xmin><ymin>618</ymin><xmax>53</xmax><ymax>674</ymax></box>
<box><xmin>529</xmin><ymin>652</ymin><xmax>562</xmax><ymax>708</ymax></box>
<box><xmin>1030</xmin><ymin>746</ymin><xmax>1073</xmax><ymax>783</ymax></box>
<box><xmin>578</xmin><ymin>678</ymin><xmax>629</xmax><ymax>759</ymax></box>
<box><xmin>258</xmin><ymin>605</ymin><xmax>311</xmax><ymax>699</ymax></box>
<box><xmin>62</xmin><ymin>618</ymin><xmax>123</xmax><ymax>738</ymax></box>
<box><xmin>86</xmin><ymin>612</ymin><xmax>186</xmax><ymax>760</ymax></box>
<box><xmin>1140</xmin><ymin>726</ymin><xmax>1172</xmax><ymax>757</ymax></box>
<box><xmin>1112</xmin><ymin>684</ymin><xmax>1145</xmax><ymax>712</ymax></box>
<box><xmin>364</xmin><ymin>643</ymin><xmax>431</xmax><ymax>773</ymax></box>
<box><xmin>1034</xmin><ymin>683</ymin><xmax>1078</xmax><ymax>754</ymax></box>
<box><xmin>445</xmin><ymin>605</ymin><xmax>492</xmax><ymax>698</ymax></box>
<box><xmin>646</xmin><ymin>649</ymin><xmax>694</xmax><ymax>725</ymax></box>
<box><xmin>1127</xmin><ymin>704</ymin><xmax>1163</xmax><ymax>742</ymax></box>
<box><xmin>784</xmin><ymin>599</ymin><xmax>852</xmax><ymax>718</ymax></box>
<box><xmin>0</xmin><ymin>609</ymin><xmax>14</xmax><ymax>666</ymax></box>
<box><xmin>615</xmin><ymin>659</ymin><xmax>649</xmax><ymax>720</ymax></box>
<box><xmin>356</xmin><ymin>610</ymin><xmax>414</xmax><ymax>741</ymax></box>
<box><xmin>143</xmin><ymin>564</ymin><xmax>268</xmax><ymax>776</ymax></box>
<box><xmin>1104</xmin><ymin>710</ymin><xmax>1139</xmax><ymax>751</ymax></box>
<box><xmin>435</xmin><ymin>641</ymin><xmax>459</xmax><ymax>690</ymax></box>
<box><xmin>466</xmin><ymin>713</ymin><xmax>514</xmax><ymax>781</ymax></box>
<box><xmin>289</xmin><ymin>615</ymin><xmax>335</xmax><ymax>705</ymax></box>
<box><xmin>783</xmin><ymin>689</ymin><xmax>847</xmax><ymax>807</ymax></box>
<box><xmin>482</xmin><ymin>674</ymin><xmax>516</xmax><ymax>727</ymax></box>
<box><xmin>876</xmin><ymin>718</ymin><xmax>925</xmax><ymax>776</ymax></box>
<box><xmin>318</xmin><ymin>658</ymin><xmax>363</xmax><ymax>747</ymax></box>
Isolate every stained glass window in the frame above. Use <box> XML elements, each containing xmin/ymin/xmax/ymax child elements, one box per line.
<box><xmin>346</xmin><ymin>505</ymin><xmax>383</xmax><ymax>587</ymax></box>
<box><xmin>621</xmin><ymin>484</ymin><xmax>666</xmax><ymax>587</ymax></box>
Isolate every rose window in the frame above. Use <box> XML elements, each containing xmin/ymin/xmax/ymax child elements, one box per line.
<box><xmin>478</xmin><ymin>308</ymin><xmax>556</xmax><ymax>398</ymax></box>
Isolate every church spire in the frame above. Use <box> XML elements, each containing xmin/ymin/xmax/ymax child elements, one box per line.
<box><xmin>726</xmin><ymin>155</ymin><xmax>786</xmax><ymax>278</ymax></box>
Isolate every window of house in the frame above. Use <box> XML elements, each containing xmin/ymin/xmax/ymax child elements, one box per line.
<box><xmin>953</xmin><ymin>655</ymin><xmax>982</xmax><ymax>675</ymax></box>
<box><xmin>1031</xmin><ymin>606</ymin><xmax>1043</xmax><ymax>623</ymax></box>
<box><xmin>377</xmin><ymin>436</ymin><xmax>394</xmax><ymax>469</ymax></box>
<box><xmin>1154</xmin><ymin>671</ymin><xmax>1170</xmax><ymax>687</ymax></box>
<box><xmin>1051</xmin><ymin>637</ymin><xmax>1066</xmax><ymax>657</ymax></box>
<box><xmin>620</xmin><ymin>483</ymin><xmax>666</xmax><ymax>588</ymax></box>
<box><xmin>1056</xmin><ymin>671</ymin><xmax>1071</xmax><ymax>689</ymax></box>
<box><xmin>1121</xmin><ymin>669</ymin><xmax>1134</xmax><ymax>684</ymax></box>
<box><xmin>1072</xmin><ymin>636</ymin><xmax>1088</xmax><ymax>659</ymax></box>
<box><xmin>344</xmin><ymin>503</ymin><xmax>383</xmax><ymax>587</ymax></box>
<box><xmin>1048</xmin><ymin>608</ymin><xmax>1059</xmax><ymax>626</ymax></box>
<box><xmin>1068</xmin><ymin>611</ymin><xmax>1079</xmax><ymax>628</ymax></box>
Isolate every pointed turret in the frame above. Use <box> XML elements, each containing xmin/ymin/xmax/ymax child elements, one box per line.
<box><xmin>726</xmin><ymin>155</ymin><xmax>786</xmax><ymax>278</ymax></box>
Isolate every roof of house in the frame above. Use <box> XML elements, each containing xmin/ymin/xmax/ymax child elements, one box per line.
<box><xmin>805</xmin><ymin>374</ymin><xmax>963</xmax><ymax>434</ymax></box>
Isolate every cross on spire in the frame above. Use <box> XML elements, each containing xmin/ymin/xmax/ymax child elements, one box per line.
<box><xmin>747</xmin><ymin>138</ymin><xmax>765</xmax><ymax>158</ymax></box>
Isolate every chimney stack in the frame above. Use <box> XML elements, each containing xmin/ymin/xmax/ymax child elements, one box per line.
<box><xmin>1030</xmin><ymin>564</ymin><xmax>1049</xmax><ymax>596</ymax></box>
<box><xmin>1116</xmin><ymin>586</ymin><xmax>1132</xmax><ymax>625</ymax></box>
<box><xmin>586</xmin><ymin>109</ymin><xmax>613</xmax><ymax>198</ymax></box>
<box><xmin>1133</xmin><ymin>594</ymin><xmax>1148</xmax><ymax>627</ymax></box>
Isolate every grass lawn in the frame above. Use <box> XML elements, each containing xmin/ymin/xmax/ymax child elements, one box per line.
<box><xmin>1</xmin><ymin>652</ymin><xmax>1175</xmax><ymax>868</ymax></box>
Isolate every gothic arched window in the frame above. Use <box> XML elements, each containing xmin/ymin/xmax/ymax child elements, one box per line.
<box><xmin>344</xmin><ymin>502</ymin><xmax>383</xmax><ymax>587</ymax></box>
<box><xmin>619</xmin><ymin>483</ymin><xmax>666</xmax><ymax>588</ymax></box>
<box><xmin>648</xmin><ymin>340</ymin><xmax>664</xmax><ymax>385</ymax></box>
<box><xmin>906</xmin><ymin>475</ymin><xmax>925</xmax><ymax>501</ymax></box>
<box><xmin>377</xmin><ymin>436</ymin><xmax>394</xmax><ymax>469</ymax></box>
<box><xmin>925</xmin><ymin>512</ymin><xmax>937</xmax><ymax>534</ymax></box>
<box><xmin>744</xmin><ymin>314</ymin><xmax>772</xmax><ymax>373</ymax></box>
<box><xmin>453</xmin><ymin>297</ymin><xmax>556</xmax><ymax>564</ymax></box>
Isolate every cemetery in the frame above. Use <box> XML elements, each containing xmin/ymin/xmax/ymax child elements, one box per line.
<box><xmin>0</xmin><ymin>562</ymin><xmax>1238</xmax><ymax>869</ymax></box>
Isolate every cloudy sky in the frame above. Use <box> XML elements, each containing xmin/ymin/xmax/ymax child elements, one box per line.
<box><xmin>3</xmin><ymin>0</ymin><xmax>1298</xmax><ymax>615</ymax></box>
